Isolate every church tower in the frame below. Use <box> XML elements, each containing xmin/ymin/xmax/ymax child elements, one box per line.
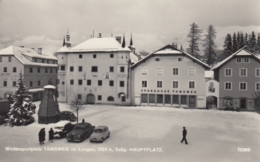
<box><xmin>65</xmin><ymin>28</ymin><xmax>71</xmax><ymax>48</ymax></box>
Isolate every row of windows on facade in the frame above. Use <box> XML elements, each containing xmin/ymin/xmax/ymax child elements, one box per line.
<box><xmin>222</xmin><ymin>97</ymin><xmax>260</xmax><ymax>108</ymax></box>
<box><xmin>77</xmin><ymin>95</ymin><xmax>116</xmax><ymax>102</ymax></box>
<box><xmin>75</xmin><ymin>53</ymin><xmax>128</xmax><ymax>60</ymax></box>
<box><xmin>224</xmin><ymin>82</ymin><xmax>260</xmax><ymax>91</ymax></box>
<box><xmin>141</xmin><ymin>80</ymin><xmax>196</xmax><ymax>89</ymax></box>
<box><xmin>2</xmin><ymin>67</ymin><xmax>57</xmax><ymax>73</ymax></box>
<box><xmin>59</xmin><ymin>79</ymin><xmax>125</xmax><ymax>87</ymax></box>
<box><xmin>225</xmin><ymin>68</ymin><xmax>260</xmax><ymax>77</ymax></box>
<box><xmin>58</xmin><ymin>66</ymin><xmax>126</xmax><ymax>73</ymax></box>
<box><xmin>2</xmin><ymin>80</ymin><xmax>47</xmax><ymax>87</ymax></box>
<box><xmin>236</xmin><ymin>57</ymin><xmax>250</xmax><ymax>63</ymax></box>
<box><xmin>140</xmin><ymin>94</ymin><xmax>195</xmax><ymax>105</ymax></box>
<box><xmin>76</xmin><ymin>53</ymin><xmax>115</xmax><ymax>59</ymax></box>
<box><xmin>141</xmin><ymin>67</ymin><xmax>196</xmax><ymax>76</ymax></box>
<box><xmin>0</xmin><ymin>56</ymin><xmax>57</xmax><ymax>64</ymax></box>
<box><xmin>154</xmin><ymin>57</ymin><xmax>183</xmax><ymax>62</ymax></box>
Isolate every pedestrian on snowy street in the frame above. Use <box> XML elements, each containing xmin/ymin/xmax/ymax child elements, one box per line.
<box><xmin>39</xmin><ymin>128</ymin><xmax>46</xmax><ymax>145</ymax></box>
<box><xmin>49</xmin><ymin>128</ymin><xmax>54</xmax><ymax>142</ymax></box>
<box><xmin>181</xmin><ymin>127</ymin><xmax>188</xmax><ymax>145</ymax></box>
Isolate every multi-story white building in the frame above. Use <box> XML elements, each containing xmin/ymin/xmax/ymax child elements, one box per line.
<box><xmin>0</xmin><ymin>46</ymin><xmax>58</xmax><ymax>101</ymax></box>
<box><xmin>131</xmin><ymin>45</ymin><xmax>210</xmax><ymax>108</ymax></box>
<box><xmin>55</xmin><ymin>33</ymin><xmax>132</xmax><ymax>105</ymax></box>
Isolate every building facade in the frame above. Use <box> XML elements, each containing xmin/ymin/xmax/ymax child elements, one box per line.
<box><xmin>0</xmin><ymin>46</ymin><xmax>58</xmax><ymax>101</ymax></box>
<box><xmin>131</xmin><ymin>45</ymin><xmax>210</xmax><ymax>108</ymax></box>
<box><xmin>212</xmin><ymin>47</ymin><xmax>260</xmax><ymax>111</ymax></box>
<box><xmin>56</xmin><ymin>34</ymin><xmax>132</xmax><ymax>105</ymax></box>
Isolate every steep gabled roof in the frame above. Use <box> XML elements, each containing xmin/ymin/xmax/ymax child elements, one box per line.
<box><xmin>131</xmin><ymin>44</ymin><xmax>210</xmax><ymax>69</ymax></box>
<box><xmin>0</xmin><ymin>46</ymin><xmax>57</xmax><ymax>67</ymax></box>
<box><xmin>211</xmin><ymin>46</ymin><xmax>260</xmax><ymax>70</ymax></box>
<box><xmin>56</xmin><ymin>37</ymin><xmax>131</xmax><ymax>53</ymax></box>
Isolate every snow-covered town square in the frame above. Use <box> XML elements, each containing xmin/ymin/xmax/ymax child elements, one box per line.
<box><xmin>1</xmin><ymin>102</ymin><xmax>260</xmax><ymax>162</ymax></box>
<box><xmin>1</xmin><ymin>0</ymin><xmax>260</xmax><ymax>162</ymax></box>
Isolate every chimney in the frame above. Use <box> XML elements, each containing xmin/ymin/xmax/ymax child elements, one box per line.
<box><xmin>116</xmin><ymin>36</ymin><xmax>121</xmax><ymax>44</ymax></box>
<box><xmin>98</xmin><ymin>33</ymin><xmax>102</xmax><ymax>38</ymax></box>
<box><xmin>19</xmin><ymin>46</ymin><xmax>24</xmax><ymax>48</ymax></box>
<box><xmin>38</xmin><ymin>48</ymin><xmax>42</xmax><ymax>55</ymax></box>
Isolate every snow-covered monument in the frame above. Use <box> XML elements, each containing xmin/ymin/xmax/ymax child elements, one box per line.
<box><xmin>38</xmin><ymin>85</ymin><xmax>60</xmax><ymax>124</ymax></box>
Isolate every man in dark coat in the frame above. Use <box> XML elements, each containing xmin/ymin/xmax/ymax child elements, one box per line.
<box><xmin>49</xmin><ymin>128</ymin><xmax>54</xmax><ymax>142</ymax></box>
<box><xmin>39</xmin><ymin>128</ymin><xmax>46</xmax><ymax>145</ymax></box>
<box><xmin>181</xmin><ymin>127</ymin><xmax>188</xmax><ymax>144</ymax></box>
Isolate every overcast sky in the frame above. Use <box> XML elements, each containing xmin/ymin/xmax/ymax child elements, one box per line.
<box><xmin>0</xmin><ymin>0</ymin><xmax>260</xmax><ymax>54</ymax></box>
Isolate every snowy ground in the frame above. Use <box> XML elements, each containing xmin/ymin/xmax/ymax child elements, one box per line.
<box><xmin>1</xmin><ymin>102</ymin><xmax>260</xmax><ymax>162</ymax></box>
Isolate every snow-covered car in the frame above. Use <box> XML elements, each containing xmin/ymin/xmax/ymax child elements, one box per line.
<box><xmin>66</xmin><ymin>123</ymin><xmax>95</xmax><ymax>142</ymax></box>
<box><xmin>90</xmin><ymin>126</ymin><xmax>110</xmax><ymax>143</ymax></box>
<box><xmin>60</xmin><ymin>111</ymin><xmax>77</xmax><ymax>122</ymax></box>
<box><xmin>23</xmin><ymin>116</ymin><xmax>35</xmax><ymax>125</ymax></box>
<box><xmin>53</xmin><ymin>121</ymin><xmax>74</xmax><ymax>138</ymax></box>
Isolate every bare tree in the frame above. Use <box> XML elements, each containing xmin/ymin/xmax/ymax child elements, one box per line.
<box><xmin>69</xmin><ymin>95</ymin><xmax>85</xmax><ymax>123</ymax></box>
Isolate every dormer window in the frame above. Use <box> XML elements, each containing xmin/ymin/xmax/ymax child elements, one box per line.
<box><xmin>244</xmin><ymin>58</ymin><xmax>250</xmax><ymax>63</ymax></box>
<box><xmin>236</xmin><ymin>58</ymin><xmax>242</xmax><ymax>63</ymax></box>
<box><xmin>178</xmin><ymin>57</ymin><xmax>182</xmax><ymax>61</ymax></box>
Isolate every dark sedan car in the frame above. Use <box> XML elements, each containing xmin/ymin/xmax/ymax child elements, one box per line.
<box><xmin>60</xmin><ymin>111</ymin><xmax>77</xmax><ymax>122</ymax></box>
<box><xmin>66</xmin><ymin>123</ymin><xmax>95</xmax><ymax>142</ymax></box>
<box><xmin>53</xmin><ymin>121</ymin><xmax>74</xmax><ymax>138</ymax></box>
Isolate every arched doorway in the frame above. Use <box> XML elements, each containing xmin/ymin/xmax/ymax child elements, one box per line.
<box><xmin>86</xmin><ymin>94</ymin><xmax>95</xmax><ymax>104</ymax></box>
<box><xmin>206</xmin><ymin>96</ymin><xmax>217</xmax><ymax>109</ymax></box>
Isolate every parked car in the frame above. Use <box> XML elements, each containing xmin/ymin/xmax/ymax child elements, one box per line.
<box><xmin>90</xmin><ymin>126</ymin><xmax>110</xmax><ymax>143</ymax></box>
<box><xmin>60</xmin><ymin>111</ymin><xmax>77</xmax><ymax>122</ymax></box>
<box><xmin>0</xmin><ymin>115</ymin><xmax>6</xmax><ymax>125</ymax></box>
<box><xmin>66</xmin><ymin>123</ymin><xmax>95</xmax><ymax>142</ymax></box>
<box><xmin>53</xmin><ymin>121</ymin><xmax>74</xmax><ymax>138</ymax></box>
<box><xmin>23</xmin><ymin>116</ymin><xmax>35</xmax><ymax>125</ymax></box>
<box><xmin>224</xmin><ymin>107</ymin><xmax>235</xmax><ymax>111</ymax></box>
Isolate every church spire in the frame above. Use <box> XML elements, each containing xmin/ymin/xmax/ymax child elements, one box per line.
<box><xmin>130</xmin><ymin>32</ymin><xmax>133</xmax><ymax>46</ymax></box>
<box><xmin>62</xmin><ymin>36</ymin><xmax>65</xmax><ymax>46</ymax></box>
<box><xmin>122</xmin><ymin>34</ymin><xmax>126</xmax><ymax>48</ymax></box>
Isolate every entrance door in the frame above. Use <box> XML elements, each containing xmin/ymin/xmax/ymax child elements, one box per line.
<box><xmin>240</xmin><ymin>99</ymin><xmax>246</xmax><ymax>109</ymax></box>
<box><xmin>86</xmin><ymin>94</ymin><xmax>95</xmax><ymax>104</ymax></box>
<box><xmin>121</xmin><ymin>96</ymin><xmax>126</xmax><ymax>102</ymax></box>
<box><xmin>206</xmin><ymin>96</ymin><xmax>217</xmax><ymax>109</ymax></box>
<box><xmin>189</xmin><ymin>96</ymin><xmax>196</xmax><ymax>108</ymax></box>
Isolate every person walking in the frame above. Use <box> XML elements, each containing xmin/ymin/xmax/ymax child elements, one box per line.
<box><xmin>181</xmin><ymin>127</ymin><xmax>188</xmax><ymax>145</ymax></box>
<box><xmin>39</xmin><ymin>128</ymin><xmax>46</xmax><ymax>145</ymax></box>
<box><xmin>49</xmin><ymin>128</ymin><xmax>54</xmax><ymax>142</ymax></box>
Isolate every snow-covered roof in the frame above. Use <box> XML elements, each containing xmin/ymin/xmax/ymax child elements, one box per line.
<box><xmin>154</xmin><ymin>48</ymin><xmax>182</xmax><ymax>54</ymax></box>
<box><xmin>44</xmin><ymin>85</ymin><xmax>56</xmax><ymax>89</ymax></box>
<box><xmin>132</xmin><ymin>45</ymin><xmax>210</xmax><ymax>69</ymax></box>
<box><xmin>28</xmin><ymin>88</ymin><xmax>44</xmax><ymax>92</ymax></box>
<box><xmin>0</xmin><ymin>46</ymin><xmax>57</xmax><ymax>67</ymax></box>
<box><xmin>211</xmin><ymin>46</ymin><xmax>259</xmax><ymax>70</ymax></box>
<box><xmin>130</xmin><ymin>52</ymin><xmax>139</xmax><ymax>64</ymax></box>
<box><xmin>56</xmin><ymin>46</ymin><xmax>70</xmax><ymax>53</ymax></box>
<box><xmin>56</xmin><ymin>37</ymin><xmax>131</xmax><ymax>53</ymax></box>
<box><xmin>54</xmin><ymin>120</ymin><xmax>71</xmax><ymax>127</ymax></box>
